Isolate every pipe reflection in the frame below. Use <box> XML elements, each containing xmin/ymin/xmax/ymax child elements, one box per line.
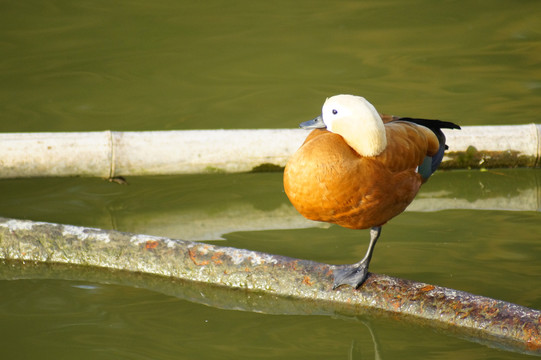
<box><xmin>0</xmin><ymin>169</ymin><xmax>538</xmax><ymax>241</ymax></box>
<box><xmin>116</xmin><ymin>169</ymin><xmax>540</xmax><ymax>240</ymax></box>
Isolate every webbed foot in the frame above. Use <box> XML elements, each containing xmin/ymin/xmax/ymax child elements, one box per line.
<box><xmin>332</xmin><ymin>262</ymin><xmax>369</xmax><ymax>289</ymax></box>
<box><xmin>332</xmin><ymin>226</ymin><xmax>382</xmax><ymax>290</ymax></box>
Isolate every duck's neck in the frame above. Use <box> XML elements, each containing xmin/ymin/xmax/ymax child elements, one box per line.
<box><xmin>335</xmin><ymin>118</ymin><xmax>387</xmax><ymax>157</ymax></box>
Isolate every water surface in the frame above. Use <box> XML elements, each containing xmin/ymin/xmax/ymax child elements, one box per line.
<box><xmin>1</xmin><ymin>0</ymin><xmax>540</xmax><ymax>359</ymax></box>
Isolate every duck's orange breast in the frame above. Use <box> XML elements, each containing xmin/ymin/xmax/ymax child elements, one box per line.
<box><xmin>284</xmin><ymin>125</ymin><xmax>433</xmax><ymax>230</ymax></box>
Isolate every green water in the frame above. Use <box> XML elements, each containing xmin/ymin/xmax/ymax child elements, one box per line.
<box><xmin>1</xmin><ymin>0</ymin><xmax>541</xmax><ymax>358</ymax></box>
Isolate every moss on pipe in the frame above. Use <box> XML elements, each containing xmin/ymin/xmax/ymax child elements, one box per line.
<box><xmin>0</xmin><ymin>217</ymin><xmax>539</xmax><ymax>354</ymax></box>
<box><xmin>442</xmin><ymin>146</ymin><xmax>538</xmax><ymax>169</ymax></box>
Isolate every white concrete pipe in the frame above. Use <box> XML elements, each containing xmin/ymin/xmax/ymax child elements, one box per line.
<box><xmin>0</xmin><ymin>125</ymin><xmax>539</xmax><ymax>178</ymax></box>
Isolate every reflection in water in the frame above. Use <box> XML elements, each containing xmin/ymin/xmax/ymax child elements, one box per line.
<box><xmin>349</xmin><ymin>320</ymin><xmax>382</xmax><ymax>360</ymax></box>
<box><xmin>0</xmin><ymin>170</ymin><xmax>537</xmax><ymax>241</ymax></box>
<box><xmin>115</xmin><ymin>202</ymin><xmax>329</xmax><ymax>240</ymax></box>
<box><xmin>125</xmin><ymin>169</ymin><xmax>540</xmax><ymax>240</ymax></box>
<box><xmin>410</xmin><ymin>169</ymin><xmax>541</xmax><ymax>212</ymax></box>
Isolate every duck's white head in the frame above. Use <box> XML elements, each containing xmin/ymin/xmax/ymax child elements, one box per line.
<box><xmin>320</xmin><ymin>94</ymin><xmax>387</xmax><ymax>157</ymax></box>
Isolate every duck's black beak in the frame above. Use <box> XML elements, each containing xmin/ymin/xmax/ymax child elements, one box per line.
<box><xmin>299</xmin><ymin>115</ymin><xmax>326</xmax><ymax>129</ymax></box>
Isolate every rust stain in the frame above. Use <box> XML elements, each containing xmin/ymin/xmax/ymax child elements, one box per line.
<box><xmin>420</xmin><ymin>285</ymin><xmax>435</xmax><ymax>292</ymax></box>
<box><xmin>302</xmin><ymin>276</ymin><xmax>313</xmax><ymax>286</ymax></box>
<box><xmin>524</xmin><ymin>324</ymin><xmax>541</xmax><ymax>351</ymax></box>
<box><xmin>391</xmin><ymin>296</ymin><xmax>403</xmax><ymax>310</ymax></box>
<box><xmin>145</xmin><ymin>240</ymin><xmax>159</xmax><ymax>250</ymax></box>
<box><xmin>211</xmin><ymin>251</ymin><xmax>224</xmax><ymax>265</ymax></box>
<box><xmin>325</xmin><ymin>267</ymin><xmax>333</xmax><ymax>277</ymax></box>
<box><xmin>188</xmin><ymin>249</ymin><xmax>209</xmax><ymax>266</ymax></box>
<box><xmin>526</xmin><ymin>341</ymin><xmax>541</xmax><ymax>351</ymax></box>
<box><xmin>484</xmin><ymin>306</ymin><xmax>499</xmax><ymax>318</ymax></box>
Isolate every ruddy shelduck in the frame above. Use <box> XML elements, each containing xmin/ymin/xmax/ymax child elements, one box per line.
<box><xmin>284</xmin><ymin>94</ymin><xmax>460</xmax><ymax>288</ymax></box>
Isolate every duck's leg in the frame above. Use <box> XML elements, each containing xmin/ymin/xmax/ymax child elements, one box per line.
<box><xmin>333</xmin><ymin>226</ymin><xmax>382</xmax><ymax>289</ymax></box>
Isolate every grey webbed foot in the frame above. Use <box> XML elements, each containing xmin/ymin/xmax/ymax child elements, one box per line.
<box><xmin>332</xmin><ymin>226</ymin><xmax>381</xmax><ymax>290</ymax></box>
<box><xmin>332</xmin><ymin>261</ymin><xmax>369</xmax><ymax>289</ymax></box>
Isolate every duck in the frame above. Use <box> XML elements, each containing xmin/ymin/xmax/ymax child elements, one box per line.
<box><xmin>283</xmin><ymin>94</ymin><xmax>460</xmax><ymax>289</ymax></box>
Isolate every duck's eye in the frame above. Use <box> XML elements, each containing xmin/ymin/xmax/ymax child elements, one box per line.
<box><xmin>332</xmin><ymin>109</ymin><xmax>338</xmax><ymax>115</ymax></box>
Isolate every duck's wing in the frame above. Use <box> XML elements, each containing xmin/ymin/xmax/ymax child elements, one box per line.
<box><xmin>398</xmin><ymin>118</ymin><xmax>460</xmax><ymax>177</ymax></box>
<box><xmin>381</xmin><ymin>118</ymin><xmax>460</xmax><ymax>180</ymax></box>
<box><xmin>377</xmin><ymin>121</ymin><xmax>440</xmax><ymax>176</ymax></box>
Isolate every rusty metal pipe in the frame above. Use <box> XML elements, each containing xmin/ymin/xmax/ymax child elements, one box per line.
<box><xmin>0</xmin><ymin>217</ymin><xmax>539</xmax><ymax>354</ymax></box>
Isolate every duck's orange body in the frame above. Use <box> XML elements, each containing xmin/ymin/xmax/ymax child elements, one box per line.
<box><xmin>283</xmin><ymin>94</ymin><xmax>460</xmax><ymax>289</ymax></box>
<box><xmin>284</xmin><ymin>122</ymin><xmax>440</xmax><ymax>230</ymax></box>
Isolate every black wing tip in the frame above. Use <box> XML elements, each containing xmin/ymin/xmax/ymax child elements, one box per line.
<box><xmin>397</xmin><ymin>117</ymin><xmax>461</xmax><ymax>130</ymax></box>
<box><xmin>443</xmin><ymin>121</ymin><xmax>461</xmax><ymax>130</ymax></box>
